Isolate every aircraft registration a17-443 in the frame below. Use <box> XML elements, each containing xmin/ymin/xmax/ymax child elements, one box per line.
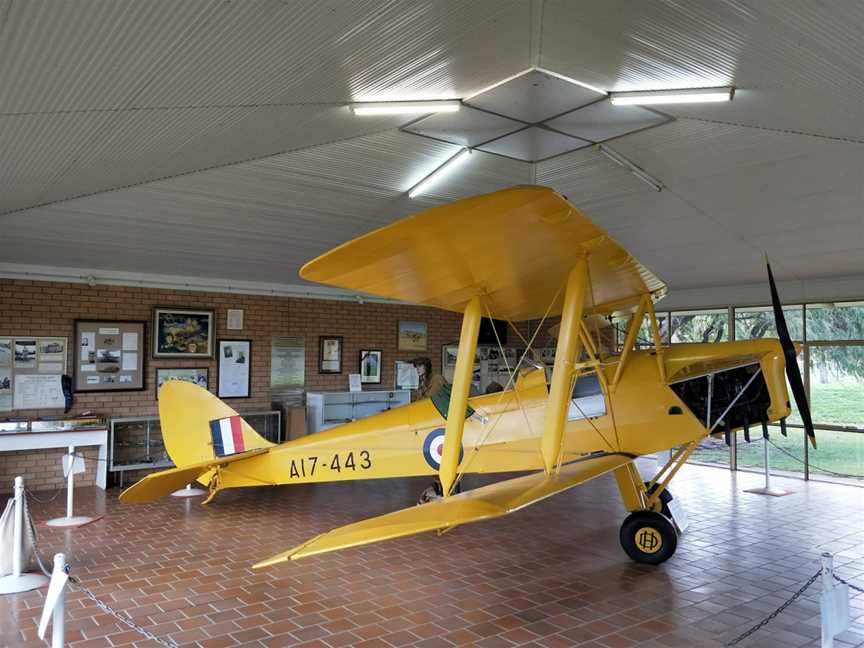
<box><xmin>120</xmin><ymin>185</ymin><xmax>815</xmax><ymax>568</ymax></box>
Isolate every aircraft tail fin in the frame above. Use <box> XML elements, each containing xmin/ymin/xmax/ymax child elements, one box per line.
<box><xmin>119</xmin><ymin>381</ymin><xmax>275</xmax><ymax>503</ymax></box>
<box><xmin>253</xmin><ymin>452</ymin><xmax>631</xmax><ymax>568</ymax></box>
<box><xmin>157</xmin><ymin>380</ymin><xmax>274</xmax><ymax>469</ymax></box>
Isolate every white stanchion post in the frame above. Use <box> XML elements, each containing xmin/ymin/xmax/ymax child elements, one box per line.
<box><xmin>821</xmin><ymin>552</ymin><xmax>850</xmax><ymax>648</ymax></box>
<box><xmin>0</xmin><ymin>477</ymin><xmax>49</xmax><ymax>594</ymax></box>
<box><xmin>47</xmin><ymin>447</ymin><xmax>95</xmax><ymax>528</ymax></box>
<box><xmin>171</xmin><ymin>483</ymin><xmax>206</xmax><ymax>498</ymax></box>
<box><xmin>51</xmin><ymin>554</ymin><xmax>65</xmax><ymax>648</ymax></box>
<box><xmin>38</xmin><ymin>553</ymin><xmax>69</xmax><ymax>646</ymax></box>
<box><xmin>744</xmin><ymin>436</ymin><xmax>791</xmax><ymax>497</ymax></box>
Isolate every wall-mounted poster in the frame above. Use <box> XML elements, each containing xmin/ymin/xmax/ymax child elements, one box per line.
<box><xmin>398</xmin><ymin>321</ymin><xmax>427</xmax><ymax>351</ymax></box>
<box><xmin>218</xmin><ymin>339</ymin><xmax>251</xmax><ymax>398</ymax></box>
<box><xmin>153</xmin><ymin>307</ymin><xmax>214</xmax><ymax>358</ymax></box>
<box><xmin>74</xmin><ymin>321</ymin><xmax>145</xmax><ymax>392</ymax></box>
<box><xmin>359</xmin><ymin>350</ymin><xmax>382</xmax><ymax>384</ymax></box>
<box><xmin>14</xmin><ymin>340</ymin><xmax>37</xmax><ymax>369</ymax></box>
<box><xmin>3</xmin><ymin>336</ymin><xmax>68</xmax><ymax>411</ymax></box>
<box><xmin>271</xmin><ymin>336</ymin><xmax>304</xmax><ymax>391</ymax></box>
<box><xmin>155</xmin><ymin>367</ymin><xmax>208</xmax><ymax>398</ymax></box>
<box><xmin>319</xmin><ymin>336</ymin><xmax>342</xmax><ymax>373</ymax></box>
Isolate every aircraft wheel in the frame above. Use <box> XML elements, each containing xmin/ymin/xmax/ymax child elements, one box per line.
<box><xmin>619</xmin><ymin>510</ymin><xmax>677</xmax><ymax>565</ymax></box>
<box><xmin>417</xmin><ymin>478</ymin><xmax>461</xmax><ymax>505</ymax></box>
<box><xmin>644</xmin><ymin>482</ymin><xmax>673</xmax><ymax>517</ymax></box>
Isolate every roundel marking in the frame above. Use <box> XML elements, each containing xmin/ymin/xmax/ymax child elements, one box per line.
<box><xmin>422</xmin><ymin>428</ymin><xmax>464</xmax><ymax>470</ymax></box>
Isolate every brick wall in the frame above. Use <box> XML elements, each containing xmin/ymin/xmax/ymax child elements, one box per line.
<box><xmin>0</xmin><ymin>278</ymin><xmax>467</xmax><ymax>491</ymax></box>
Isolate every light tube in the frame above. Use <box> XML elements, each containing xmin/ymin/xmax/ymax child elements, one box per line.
<box><xmin>610</xmin><ymin>87</ymin><xmax>734</xmax><ymax>106</ymax></box>
<box><xmin>597</xmin><ymin>144</ymin><xmax>663</xmax><ymax>192</ymax></box>
<box><xmin>351</xmin><ymin>101</ymin><xmax>461</xmax><ymax>116</ymax></box>
<box><xmin>408</xmin><ymin>149</ymin><xmax>472</xmax><ymax>198</ymax></box>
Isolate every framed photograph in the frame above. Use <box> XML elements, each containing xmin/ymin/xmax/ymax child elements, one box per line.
<box><xmin>398</xmin><ymin>320</ymin><xmax>427</xmax><ymax>351</ymax></box>
<box><xmin>218</xmin><ymin>339</ymin><xmax>251</xmax><ymax>398</ymax></box>
<box><xmin>74</xmin><ymin>320</ymin><xmax>145</xmax><ymax>392</ymax></box>
<box><xmin>359</xmin><ymin>349</ymin><xmax>382</xmax><ymax>384</ymax></box>
<box><xmin>155</xmin><ymin>367</ymin><xmax>208</xmax><ymax>399</ymax></box>
<box><xmin>152</xmin><ymin>307</ymin><xmax>214</xmax><ymax>358</ymax></box>
<box><xmin>319</xmin><ymin>336</ymin><xmax>343</xmax><ymax>373</ymax></box>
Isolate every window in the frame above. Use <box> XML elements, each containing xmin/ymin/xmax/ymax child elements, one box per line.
<box><xmin>567</xmin><ymin>373</ymin><xmax>606</xmax><ymax>420</ymax></box>
<box><xmin>806</xmin><ymin>302</ymin><xmax>864</xmax><ymax>341</ymax></box>
<box><xmin>614</xmin><ymin>313</ymin><xmax>670</xmax><ymax>350</ymax></box>
<box><xmin>670</xmin><ymin>309</ymin><xmax>729</xmax><ymax>343</ymax></box>
<box><xmin>734</xmin><ymin>305</ymin><xmax>803</xmax><ymax>341</ymax></box>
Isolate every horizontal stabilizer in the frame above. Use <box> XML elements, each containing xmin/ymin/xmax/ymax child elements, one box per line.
<box><xmin>119</xmin><ymin>448</ymin><xmax>268</xmax><ymax>503</ymax></box>
<box><xmin>253</xmin><ymin>452</ymin><xmax>631</xmax><ymax>568</ymax></box>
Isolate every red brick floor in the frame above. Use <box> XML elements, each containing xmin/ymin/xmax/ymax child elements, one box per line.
<box><xmin>2</xmin><ymin>463</ymin><xmax>863</xmax><ymax>647</ymax></box>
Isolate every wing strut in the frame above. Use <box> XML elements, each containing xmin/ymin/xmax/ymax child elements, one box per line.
<box><xmin>540</xmin><ymin>258</ymin><xmax>589</xmax><ymax>473</ymax></box>
<box><xmin>439</xmin><ymin>296</ymin><xmax>482</xmax><ymax>497</ymax></box>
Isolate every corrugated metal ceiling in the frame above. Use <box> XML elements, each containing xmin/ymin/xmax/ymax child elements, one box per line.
<box><xmin>1</xmin><ymin>0</ymin><xmax>863</xmax><ymax>298</ymax></box>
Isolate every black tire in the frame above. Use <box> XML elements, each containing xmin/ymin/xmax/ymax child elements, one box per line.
<box><xmin>644</xmin><ymin>481</ymin><xmax>673</xmax><ymax>518</ymax></box>
<box><xmin>417</xmin><ymin>478</ymin><xmax>461</xmax><ymax>504</ymax></box>
<box><xmin>619</xmin><ymin>510</ymin><xmax>678</xmax><ymax>565</ymax></box>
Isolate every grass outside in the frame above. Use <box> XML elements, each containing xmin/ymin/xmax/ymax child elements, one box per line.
<box><xmin>692</xmin><ymin>381</ymin><xmax>864</xmax><ymax>479</ymax></box>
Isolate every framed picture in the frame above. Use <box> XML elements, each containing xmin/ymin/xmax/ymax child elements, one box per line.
<box><xmin>319</xmin><ymin>336</ymin><xmax>343</xmax><ymax>373</ymax></box>
<box><xmin>218</xmin><ymin>339</ymin><xmax>251</xmax><ymax>398</ymax></box>
<box><xmin>359</xmin><ymin>349</ymin><xmax>382</xmax><ymax>384</ymax></box>
<box><xmin>398</xmin><ymin>320</ymin><xmax>428</xmax><ymax>351</ymax></box>
<box><xmin>74</xmin><ymin>320</ymin><xmax>145</xmax><ymax>392</ymax></box>
<box><xmin>155</xmin><ymin>367</ymin><xmax>208</xmax><ymax>398</ymax></box>
<box><xmin>152</xmin><ymin>307</ymin><xmax>214</xmax><ymax>358</ymax></box>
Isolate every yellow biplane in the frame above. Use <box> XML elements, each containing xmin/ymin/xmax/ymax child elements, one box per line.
<box><xmin>120</xmin><ymin>186</ymin><xmax>814</xmax><ymax>568</ymax></box>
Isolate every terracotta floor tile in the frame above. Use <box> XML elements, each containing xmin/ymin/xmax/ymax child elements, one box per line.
<box><xmin>3</xmin><ymin>465</ymin><xmax>863</xmax><ymax>648</ymax></box>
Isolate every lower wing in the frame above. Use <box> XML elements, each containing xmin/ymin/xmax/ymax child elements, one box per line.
<box><xmin>254</xmin><ymin>452</ymin><xmax>633</xmax><ymax>568</ymax></box>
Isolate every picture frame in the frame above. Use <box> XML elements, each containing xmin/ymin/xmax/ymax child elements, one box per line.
<box><xmin>359</xmin><ymin>349</ymin><xmax>382</xmax><ymax>384</ymax></box>
<box><xmin>398</xmin><ymin>320</ymin><xmax>428</xmax><ymax>351</ymax></box>
<box><xmin>319</xmin><ymin>336</ymin><xmax>343</xmax><ymax>373</ymax></box>
<box><xmin>218</xmin><ymin>339</ymin><xmax>251</xmax><ymax>398</ymax></box>
<box><xmin>152</xmin><ymin>307</ymin><xmax>214</xmax><ymax>358</ymax></box>
<box><xmin>74</xmin><ymin>320</ymin><xmax>145</xmax><ymax>392</ymax></box>
<box><xmin>155</xmin><ymin>367</ymin><xmax>208</xmax><ymax>399</ymax></box>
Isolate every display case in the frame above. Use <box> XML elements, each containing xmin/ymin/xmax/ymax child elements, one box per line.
<box><xmin>110</xmin><ymin>416</ymin><xmax>170</xmax><ymax>474</ymax></box>
<box><xmin>306</xmin><ymin>390</ymin><xmax>411</xmax><ymax>433</ymax></box>
<box><xmin>110</xmin><ymin>410</ymin><xmax>282</xmax><ymax>479</ymax></box>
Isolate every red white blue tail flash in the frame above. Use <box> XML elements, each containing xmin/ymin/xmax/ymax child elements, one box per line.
<box><xmin>210</xmin><ymin>416</ymin><xmax>246</xmax><ymax>457</ymax></box>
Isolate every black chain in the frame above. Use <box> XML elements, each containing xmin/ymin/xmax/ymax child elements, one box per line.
<box><xmin>725</xmin><ymin>571</ymin><xmax>820</xmax><ymax>646</ymax></box>
<box><xmin>21</xmin><ymin>491</ymin><xmax>178</xmax><ymax>648</ymax></box>
<box><xmin>768</xmin><ymin>440</ymin><xmax>864</xmax><ymax>480</ymax></box>
<box><xmin>834</xmin><ymin>573</ymin><xmax>864</xmax><ymax>594</ymax></box>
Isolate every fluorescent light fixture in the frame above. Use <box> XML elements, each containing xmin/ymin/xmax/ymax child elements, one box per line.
<box><xmin>610</xmin><ymin>87</ymin><xmax>734</xmax><ymax>106</ymax></box>
<box><xmin>408</xmin><ymin>148</ymin><xmax>472</xmax><ymax>198</ymax></box>
<box><xmin>596</xmin><ymin>144</ymin><xmax>663</xmax><ymax>192</ymax></box>
<box><xmin>351</xmin><ymin>100</ymin><xmax>461</xmax><ymax>116</ymax></box>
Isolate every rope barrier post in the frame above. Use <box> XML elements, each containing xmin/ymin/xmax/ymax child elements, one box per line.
<box><xmin>47</xmin><ymin>447</ymin><xmax>95</xmax><ymax>528</ymax></box>
<box><xmin>171</xmin><ymin>483</ymin><xmax>206</xmax><ymax>498</ymax></box>
<box><xmin>744</xmin><ymin>436</ymin><xmax>791</xmax><ymax>497</ymax></box>
<box><xmin>51</xmin><ymin>554</ymin><xmax>66</xmax><ymax>648</ymax></box>
<box><xmin>38</xmin><ymin>553</ymin><xmax>69</xmax><ymax>647</ymax></box>
<box><xmin>820</xmin><ymin>552</ymin><xmax>850</xmax><ymax>648</ymax></box>
<box><xmin>0</xmin><ymin>476</ymin><xmax>49</xmax><ymax>594</ymax></box>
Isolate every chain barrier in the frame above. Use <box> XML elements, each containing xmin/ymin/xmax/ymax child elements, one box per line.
<box><xmin>725</xmin><ymin>571</ymin><xmax>820</xmax><ymax>646</ymax></box>
<box><xmin>21</xmin><ymin>491</ymin><xmax>179</xmax><ymax>648</ymax></box>
<box><xmin>725</xmin><ymin>568</ymin><xmax>864</xmax><ymax>646</ymax></box>
<box><xmin>768</xmin><ymin>439</ymin><xmax>864</xmax><ymax>480</ymax></box>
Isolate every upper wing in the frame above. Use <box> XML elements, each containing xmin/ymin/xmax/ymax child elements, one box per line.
<box><xmin>300</xmin><ymin>186</ymin><xmax>665</xmax><ymax>321</ymax></box>
<box><xmin>253</xmin><ymin>452</ymin><xmax>632</xmax><ymax>568</ymax></box>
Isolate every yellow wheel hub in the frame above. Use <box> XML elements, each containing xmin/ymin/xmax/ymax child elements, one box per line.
<box><xmin>635</xmin><ymin>526</ymin><xmax>662</xmax><ymax>554</ymax></box>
